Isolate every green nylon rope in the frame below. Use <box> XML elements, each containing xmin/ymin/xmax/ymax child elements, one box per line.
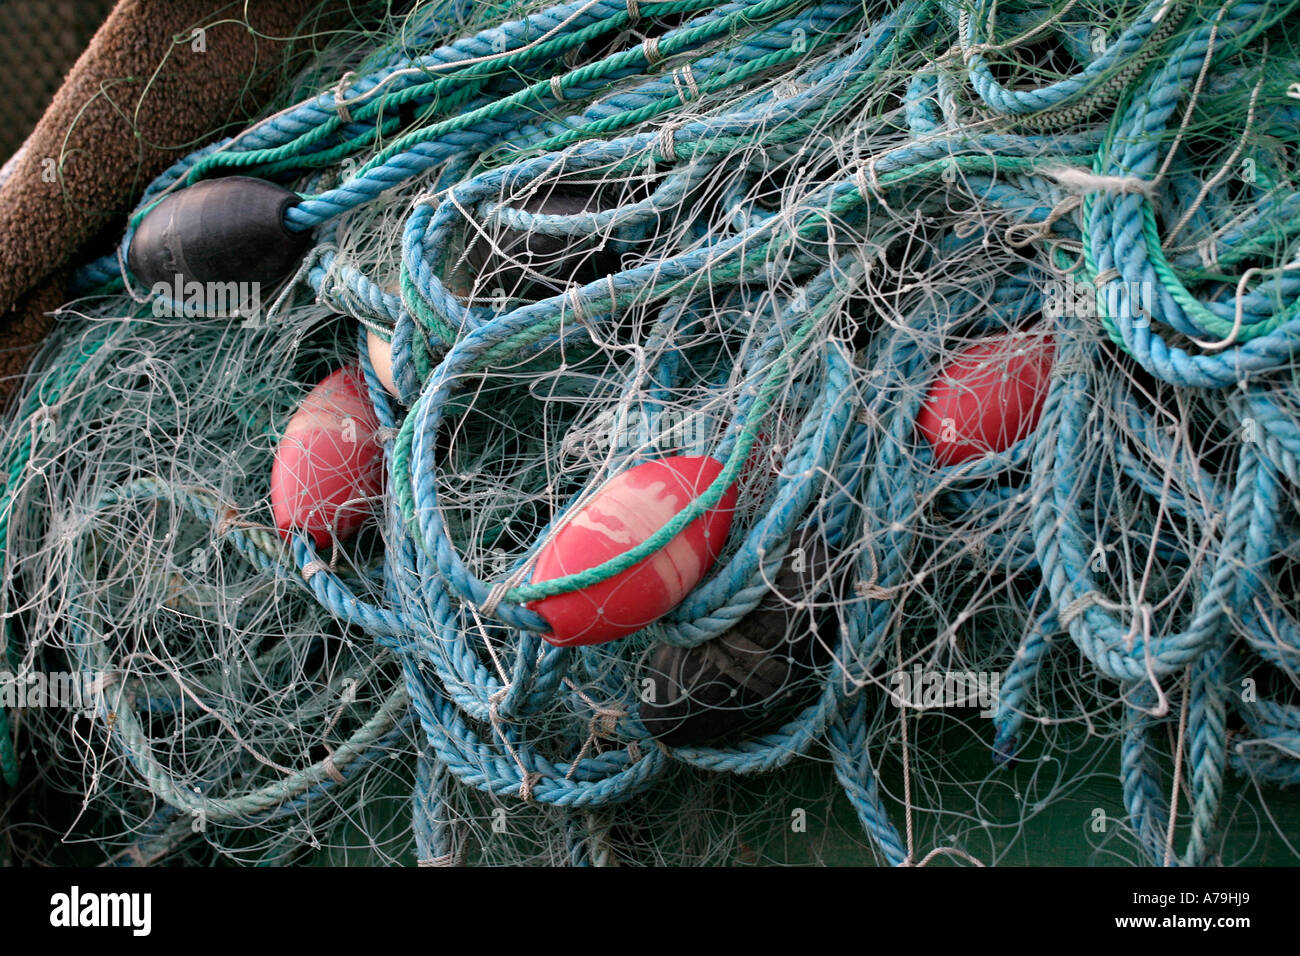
<box><xmin>525</xmin><ymin>12</ymin><xmax>861</xmax><ymax>156</ymax></box>
<box><xmin>351</xmin><ymin>0</ymin><xmax>817</xmax><ymax>177</ymax></box>
<box><xmin>1081</xmin><ymin>0</ymin><xmax>1300</xmax><ymax>352</ymax></box>
<box><xmin>207</xmin><ymin>0</ymin><xmax>811</xmax><ymax>198</ymax></box>
<box><xmin>1083</xmin><ymin>171</ymin><xmax>1300</xmax><ymax>353</ymax></box>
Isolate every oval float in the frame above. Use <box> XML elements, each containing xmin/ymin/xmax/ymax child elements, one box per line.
<box><xmin>271</xmin><ymin>366</ymin><xmax>384</xmax><ymax>548</ymax></box>
<box><xmin>638</xmin><ymin>525</ymin><xmax>834</xmax><ymax>745</ymax></box>
<box><xmin>527</xmin><ymin>455</ymin><xmax>738</xmax><ymax>647</ymax></box>
<box><xmin>916</xmin><ymin>331</ymin><xmax>1055</xmax><ymax>466</ymax></box>
<box><xmin>128</xmin><ymin>175</ymin><xmax>311</xmax><ymax>291</ymax></box>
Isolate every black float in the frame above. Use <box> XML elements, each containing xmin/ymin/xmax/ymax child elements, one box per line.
<box><xmin>462</xmin><ymin>185</ymin><xmax>623</xmax><ymax>301</ymax></box>
<box><xmin>127</xmin><ymin>176</ymin><xmax>312</xmax><ymax>289</ymax></box>
<box><xmin>638</xmin><ymin>527</ymin><xmax>838</xmax><ymax>745</ymax></box>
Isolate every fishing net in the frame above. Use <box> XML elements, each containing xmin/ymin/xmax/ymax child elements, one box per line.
<box><xmin>3</xmin><ymin>0</ymin><xmax>1300</xmax><ymax>866</ymax></box>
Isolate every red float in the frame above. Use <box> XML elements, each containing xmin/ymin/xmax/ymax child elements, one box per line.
<box><xmin>527</xmin><ymin>455</ymin><xmax>738</xmax><ymax>646</ymax></box>
<box><xmin>917</xmin><ymin>331</ymin><xmax>1055</xmax><ymax>466</ymax></box>
<box><xmin>271</xmin><ymin>365</ymin><xmax>384</xmax><ymax>548</ymax></box>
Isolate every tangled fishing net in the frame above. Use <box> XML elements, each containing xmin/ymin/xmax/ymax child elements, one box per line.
<box><xmin>3</xmin><ymin>0</ymin><xmax>1300</xmax><ymax>866</ymax></box>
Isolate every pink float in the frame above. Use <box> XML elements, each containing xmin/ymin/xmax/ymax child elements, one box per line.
<box><xmin>527</xmin><ymin>455</ymin><xmax>738</xmax><ymax>646</ymax></box>
<box><xmin>271</xmin><ymin>365</ymin><xmax>384</xmax><ymax>548</ymax></box>
<box><xmin>917</xmin><ymin>332</ymin><xmax>1055</xmax><ymax>466</ymax></box>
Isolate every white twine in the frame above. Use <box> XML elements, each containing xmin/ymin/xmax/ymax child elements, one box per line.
<box><xmin>1042</xmin><ymin>166</ymin><xmax>1155</xmax><ymax>197</ymax></box>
